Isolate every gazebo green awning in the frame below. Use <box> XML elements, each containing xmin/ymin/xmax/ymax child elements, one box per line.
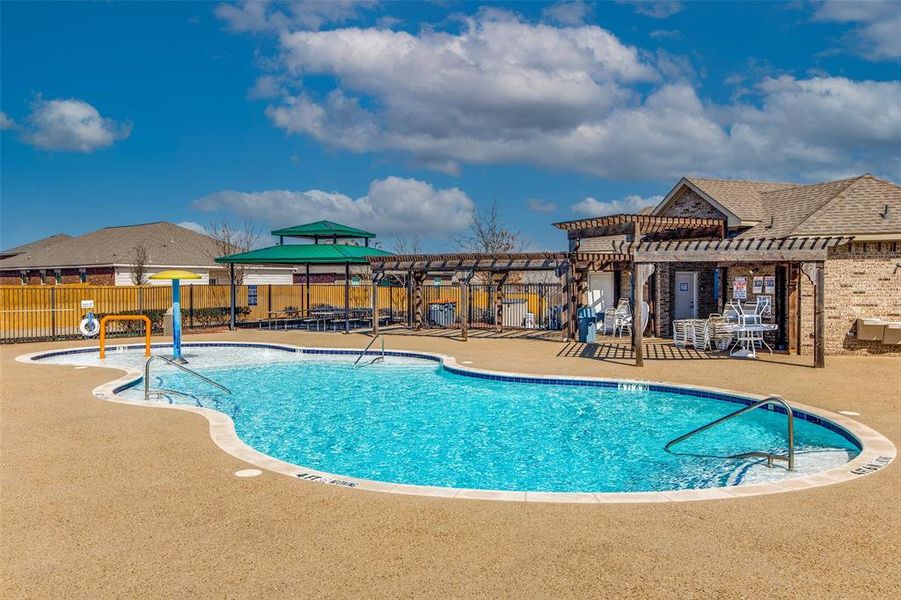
<box><xmin>215</xmin><ymin>243</ymin><xmax>392</xmax><ymax>265</ymax></box>
<box><xmin>271</xmin><ymin>220</ymin><xmax>376</xmax><ymax>240</ymax></box>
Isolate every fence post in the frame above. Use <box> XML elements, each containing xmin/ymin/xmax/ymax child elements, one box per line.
<box><xmin>50</xmin><ymin>287</ymin><xmax>57</xmax><ymax>338</ymax></box>
<box><xmin>189</xmin><ymin>284</ymin><xmax>194</xmax><ymax>328</ymax></box>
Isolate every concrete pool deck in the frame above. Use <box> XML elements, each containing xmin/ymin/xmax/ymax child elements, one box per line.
<box><xmin>2</xmin><ymin>331</ymin><xmax>900</xmax><ymax>598</ymax></box>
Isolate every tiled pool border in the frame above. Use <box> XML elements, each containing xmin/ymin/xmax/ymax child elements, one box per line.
<box><xmin>18</xmin><ymin>341</ymin><xmax>896</xmax><ymax>504</ymax></box>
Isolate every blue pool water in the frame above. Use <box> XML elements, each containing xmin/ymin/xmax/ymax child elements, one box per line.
<box><xmin>78</xmin><ymin>346</ymin><xmax>860</xmax><ymax>493</ymax></box>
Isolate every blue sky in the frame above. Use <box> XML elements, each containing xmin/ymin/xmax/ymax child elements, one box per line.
<box><xmin>2</xmin><ymin>1</ymin><xmax>899</xmax><ymax>252</ymax></box>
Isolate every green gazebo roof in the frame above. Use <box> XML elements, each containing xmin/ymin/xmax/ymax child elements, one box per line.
<box><xmin>271</xmin><ymin>220</ymin><xmax>376</xmax><ymax>239</ymax></box>
<box><xmin>215</xmin><ymin>243</ymin><xmax>392</xmax><ymax>265</ymax></box>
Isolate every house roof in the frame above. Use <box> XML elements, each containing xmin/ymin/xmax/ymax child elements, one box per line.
<box><xmin>0</xmin><ymin>233</ymin><xmax>72</xmax><ymax>259</ymax></box>
<box><xmin>271</xmin><ymin>220</ymin><xmax>376</xmax><ymax>239</ymax></box>
<box><xmin>653</xmin><ymin>173</ymin><xmax>900</xmax><ymax>239</ymax></box>
<box><xmin>681</xmin><ymin>177</ymin><xmax>798</xmax><ymax>222</ymax></box>
<box><xmin>0</xmin><ymin>222</ymin><xmax>229</xmax><ymax>270</ymax></box>
<box><xmin>740</xmin><ymin>174</ymin><xmax>901</xmax><ymax>238</ymax></box>
<box><xmin>216</xmin><ymin>243</ymin><xmax>392</xmax><ymax>265</ymax></box>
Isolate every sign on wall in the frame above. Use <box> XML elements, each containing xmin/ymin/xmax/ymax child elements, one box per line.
<box><xmin>733</xmin><ymin>276</ymin><xmax>747</xmax><ymax>300</ymax></box>
<box><xmin>247</xmin><ymin>285</ymin><xmax>258</xmax><ymax>306</ymax></box>
<box><xmin>764</xmin><ymin>275</ymin><xmax>776</xmax><ymax>294</ymax></box>
<box><xmin>752</xmin><ymin>276</ymin><xmax>764</xmax><ymax>294</ymax></box>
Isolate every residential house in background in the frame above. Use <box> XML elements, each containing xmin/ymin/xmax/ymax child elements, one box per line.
<box><xmin>0</xmin><ymin>222</ymin><xmax>293</xmax><ymax>286</ymax></box>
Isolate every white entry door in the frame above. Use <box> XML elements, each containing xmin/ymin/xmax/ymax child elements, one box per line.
<box><xmin>587</xmin><ymin>272</ymin><xmax>615</xmax><ymax>315</ymax></box>
<box><xmin>674</xmin><ymin>271</ymin><xmax>698</xmax><ymax>319</ymax></box>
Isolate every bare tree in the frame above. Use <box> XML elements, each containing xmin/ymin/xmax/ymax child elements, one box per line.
<box><xmin>207</xmin><ymin>219</ymin><xmax>262</xmax><ymax>285</ymax></box>
<box><xmin>454</xmin><ymin>202</ymin><xmax>524</xmax><ymax>283</ymax></box>
<box><xmin>391</xmin><ymin>234</ymin><xmax>422</xmax><ymax>255</ymax></box>
<box><xmin>130</xmin><ymin>243</ymin><xmax>149</xmax><ymax>286</ymax></box>
<box><xmin>454</xmin><ymin>202</ymin><xmax>522</xmax><ymax>254</ymax></box>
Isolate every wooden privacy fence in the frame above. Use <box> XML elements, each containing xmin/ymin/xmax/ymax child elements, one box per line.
<box><xmin>0</xmin><ymin>282</ymin><xmax>561</xmax><ymax>342</ymax></box>
<box><xmin>0</xmin><ymin>284</ymin><xmax>410</xmax><ymax>342</ymax></box>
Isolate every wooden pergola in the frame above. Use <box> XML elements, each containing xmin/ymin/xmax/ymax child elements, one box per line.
<box><xmin>578</xmin><ymin>236</ymin><xmax>853</xmax><ymax>368</ymax></box>
<box><xmin>369</xmin><ymin>236</ymin><xmax>853</xmax><ymax>369</ymax></box>
<box><xmin>554</xmin><ymin>213</ymin><xmax>727</xmax><ymax>242</ymax></box>
<box><xmin>369</xmin><ymin>252</ymin><xmax>570</xmax><ymax>341</ymax></box>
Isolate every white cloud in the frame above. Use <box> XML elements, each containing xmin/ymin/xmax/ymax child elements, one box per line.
<box><xmin>229</xmin><ymin>10</ymin><xmax>901</xmax><ymax>181</ymax></box>
<box><xmin>622</xmin><ymin>1</ymin><xmax>684</xmax><ymax>20</ymax></box>
<box><xmin>0</xmin><ymin>111</ymin><xmax>16</xmax><ymax>130</ymax></box>
<box><xmin>813</xmin><ymin>0</ymin><xmax>901</xmax><ymax>61</ymax></box>
<box><xmin>572</xmin><ymin>194</ymin><xmax>663</xmax><ymax>216</ymax></box>
<box><xmin>17</xmin><ymin>97</ymin><xmax>131</xmax><ymax>152</ymax></box>
<box><xmin>193</xmin><ymin>176</ymin><xmax>475</xmax><ymax>236</ymax></box>
<box><xmin>177</xmin><ymin>221</ymin><xmax>208</xmax><ymax>235</ymax></box>
<box><xmin>216</xmin><ymin>0</ymin><xmax>377</xmax><ymax>33</ymax></box>
<box><xmin>542</xmin><ymin>1</ymin><xmax>592</xmax><ymax>26</ymax></box>
<box><xmin>526</xmin><ymin>198</ymin><xmax>558</xmax><ymax>213</ymax></box>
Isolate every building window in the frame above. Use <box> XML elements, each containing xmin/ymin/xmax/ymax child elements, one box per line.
<box><xmin>79</xmin><ymin>270</ymin><xmax>87</xmax><ymax>284</ymax></box>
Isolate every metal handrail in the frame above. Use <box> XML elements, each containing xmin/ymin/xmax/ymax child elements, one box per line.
<box><xmin>353</xmin><ymin>335</ymin><xmax>384</xmax><ymax>368</ymax></box>
<box><xmin>665</xmin><ymin>395</ymin><xmax>794</xmax><ymax>471</ymax></box>
<box><xmin>144</xmin><ymin>355</ymin><xmax>231</xmax><ymax>400</ymax></box>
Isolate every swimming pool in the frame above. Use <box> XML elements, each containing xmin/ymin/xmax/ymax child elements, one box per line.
<box><xmin>28</xmin><ymin>342</ymin><xmax>894</xmax><ymax>501</ymax></box>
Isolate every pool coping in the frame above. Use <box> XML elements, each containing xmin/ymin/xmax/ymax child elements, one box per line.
<box><xmin>17</xmin><ymin>341</ymin><xmax>896</xmax><ymax>504</ymax></box>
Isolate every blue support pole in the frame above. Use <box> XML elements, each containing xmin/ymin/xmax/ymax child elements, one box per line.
<box><xmin>172</xmin><ymin>279</ymin><xmax>185</xmax><ymax>363</ymax></box>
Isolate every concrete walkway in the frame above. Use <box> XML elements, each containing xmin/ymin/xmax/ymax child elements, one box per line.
<box><xmin>2</xmin><ymin>330</ymin><xmax>899</xmax><ymax>598</ymax></box>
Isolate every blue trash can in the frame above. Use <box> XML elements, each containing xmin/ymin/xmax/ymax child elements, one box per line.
<box><xmin>577</xmin><ymin>307</ymin><xmax>597</xmax><ymax>343</ymax></box>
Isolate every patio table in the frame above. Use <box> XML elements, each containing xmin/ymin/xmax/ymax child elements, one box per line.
<box><xmin>722</xmin><ymin>323</ymin><xmax>778</xmax><ymax>358</ymax></box>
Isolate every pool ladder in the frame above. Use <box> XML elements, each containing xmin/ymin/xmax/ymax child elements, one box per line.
<box><xmin>144</xmin><ymin>355</ymin><xmax>231</xmax><ymax>401</ymax></box>
<box><xmin>353</xmin><ymin>335</ymin><xmax>385</xmax><ymax>368</ymax></box>
<box><xmin>664</xmin><ymin>395</ymin><xmax>795</xmax><ymax>471</ymax></box>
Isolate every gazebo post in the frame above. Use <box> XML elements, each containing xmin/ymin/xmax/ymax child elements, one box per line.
<box><xmin>460</xmin><ymin>270</ymin><xmax>474</xmax><ymax>342</ymax></box>
<box><xmin>494</xmin><ymin>272</ymin><xmax>510</xmax><ymax>333</ymax></box>
<box><xmin>632</xmin><ymin>263</ymin><xmax>655</xmax><ymax>367</ymax></box>
<box><xmin>344</xmin><ymin>263</ymin><xmax>350</xmax><ymax>333</ymax></box>
<box><xmin>305</xmin><ymin>263</ymin><xmax>311</xmax><ymax>315</ymax></box>
<box><xmin>371</xmin><ymin>273</ymin><xmax>381</xmax><ymax>336</ymax></box>
<box><xmin>229</xmin><ymin>262</ymin><xmax>236</xmax><ymax>331</ymax></box>
<box><xmin>406</xmin><ymin>271</ymin><xmax>413</xmax><ymax>327</ymax></box>
<box><xmin>413</xmin><ymin>272</ymin><xmax>425</xmax><ymax>330</ymax></box>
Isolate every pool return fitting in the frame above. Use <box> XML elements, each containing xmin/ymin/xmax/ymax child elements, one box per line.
<box><xmin>665</xmin><ymin>395</ymin><xmax>795</xmax><ymax>471</ymax></box>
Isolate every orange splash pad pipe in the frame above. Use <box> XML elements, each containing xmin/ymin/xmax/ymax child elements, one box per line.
<box><xmin>99</xmin><ymin>315</ymin><xmax>152</xmax><ymax>359</ymax></box>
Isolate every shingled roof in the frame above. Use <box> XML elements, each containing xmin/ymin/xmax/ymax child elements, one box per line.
<box><xmin>652</xmin><ymin>173</ymin><xmax>900</xmax><ymax>239</ymax></box>
<box><xmin>739</xmin><ymin>174</ymin><xmax>901</xmax><ymax>238</ymax></box>
<box><xmin>682</xmin><ymin>177</ymin><xmax>798</xmax><ymax>222</ymax></box>
<box><xmin>0</xmin><ymin>233</ymin><xmax>72</xmax><ymax>259</ymax></box>
<box><xmin>0</xmin><ymin>222</ymin><xmax>229</xmax><ymax>270</ymax></box>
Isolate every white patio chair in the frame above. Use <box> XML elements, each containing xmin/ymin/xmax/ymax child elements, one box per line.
<box><xmin>603</xmin><ymin>308</ymin><xmax>617</xmax><ymax>335</ymax></box>
<box><xmin>691</xmin><ymin>320</ymin><xmax>711</xmax><ymax>350</ymax></box>
<box><xmin>754</xmin><ymin>295</ymin><xmax>772</xmax><ymax>320</ymax></box>
<box><xmin>673</xmin><ymin>320</ymin><xmax>686</xmax><ymax>348</ymax></box>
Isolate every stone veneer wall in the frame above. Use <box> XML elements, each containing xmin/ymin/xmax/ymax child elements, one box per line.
<box><xmin>660</xmin><ymin>188</ymin><xmax>726</xmax><ymax>220</ymax></box>
<box><xmin>800</xmin><ymin>242</ymin><xmax>901</xmax><ymax>355</ymax></box>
